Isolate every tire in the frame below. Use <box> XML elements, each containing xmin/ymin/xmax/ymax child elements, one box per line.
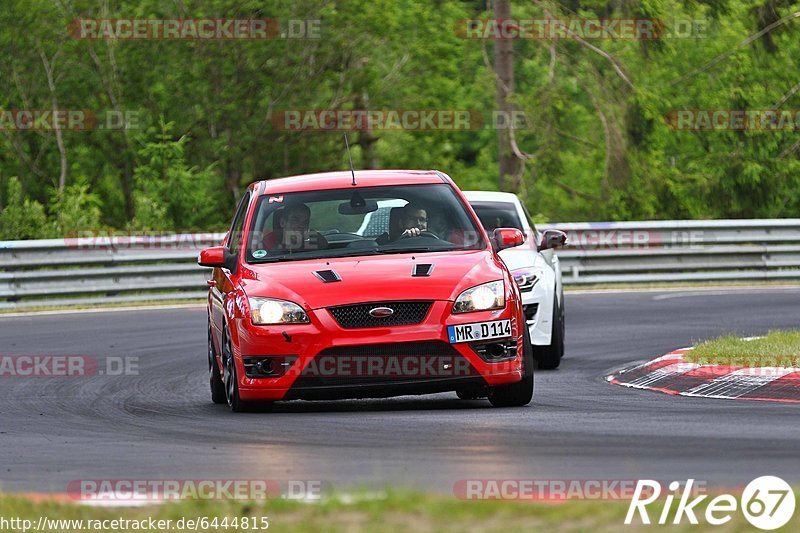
<box><xmin>488</xmin><ymin>326</ymin><xmax>534</xmax><ymax>407</ymax></box>
<box><xmin>534</xmin><ymin>296</ymin><xmax>564</xmax><ymax>370</ymax></box>
<box><xmin>222</xmin><ymin>326</ymin><xmax>250</xmax><ymax>413</ymax></box>
<box><xmin>558</xmin><ymin>288</ymin><xmax>566</xmax><ymax>350</ymax></box>
<box><xmin>208</xmin><ymin>324</ymin><xmax>226</xmax><ymax>404</ymax></box>
<box><xmin>456</xmin><ymin>387</ymin><xmax>486</xmax><ymax>400</ymax></box>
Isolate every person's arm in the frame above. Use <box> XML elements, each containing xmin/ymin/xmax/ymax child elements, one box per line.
<box><xmin>400</xmin><ymin>227</ymin><xmax>422</xmax><ymax>237</ymax></box>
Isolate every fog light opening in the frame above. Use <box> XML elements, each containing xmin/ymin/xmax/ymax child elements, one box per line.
<box><xmin>243</xmin><ymin>356</ymin><xmax>297</xmax><ymax>378</ymax></box>
<box><xmin>471</xmin><ymin>341</ymin><xmax>516</xmax><ymax>362</ymax></box>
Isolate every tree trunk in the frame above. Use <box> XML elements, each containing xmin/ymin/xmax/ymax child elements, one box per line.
<box><xmin>40</xmin><ymin>50</ymin><xmax>67</xmax><ymax>193</ymax></box>
<box><xmin>493</xmin><ymin>0</ymin><xmax>521</xmax><ymax>191</ymax></box>
<box><xmin>354</xmin><ymin>90</ymin><xmax>378</xmax><ymax>169</ymax></box>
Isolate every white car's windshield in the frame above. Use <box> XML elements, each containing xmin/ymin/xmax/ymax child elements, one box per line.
<box><xmin>245</xmin><ymin>184</ymin><xmax>486</xmax><ymax>263</ymax></box>
<box><xmin>470</xmin><ymin>201</ymin><xmax>524</xmax><ymax>231</ymax></box>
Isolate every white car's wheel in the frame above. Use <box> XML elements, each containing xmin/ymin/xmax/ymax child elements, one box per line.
<box><xmin>534</xmin><ymin>297</ymin><xmax>564</xmax><ymax>370</ymax></box>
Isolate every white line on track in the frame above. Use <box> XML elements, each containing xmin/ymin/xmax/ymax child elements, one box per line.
<box><xmin>567</xmin><ymin>285</ymin><xmax>800</xmax><ymax>298</ymax></box>
<box><xmin>0</xmin><ymin>304</ymin><xmax>205</xmax><ymax>319</ymax></box>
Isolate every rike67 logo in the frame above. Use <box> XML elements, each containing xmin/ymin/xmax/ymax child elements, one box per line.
<box><xmin>626</xmin><ymin>477</ymin><xmax>795</xmax><ymax>530</ymax></box>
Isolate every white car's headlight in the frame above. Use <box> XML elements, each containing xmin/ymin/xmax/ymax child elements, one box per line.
<box><xmin>249</xmin><ymin>297</ymin><xmax>309</xmax><ymax>325</ymax></box>
<box><xmin>512</xmin><ymin>268</ymin><xmax>542</xmax><ymax>292</ymax></box>
<box><xmin>452</xmin><ymin>280</ymin><xmax>505</xmax><ymax>314</ymax></box>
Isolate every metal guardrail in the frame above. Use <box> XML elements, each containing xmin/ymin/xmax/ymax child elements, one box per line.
<box><xmin>544</xmin><ymin>219</ymin><xmax>800</xmax><ymax>285</ymax></box>
<box><xmin>0</xmin><ymin>234</ymin><xmax>225</xmax><ymax>310</ymax></box>
<box><xmin>1</xmin><ymin>220</ymin><xmax>799</xmax><ymax>309</ymax></box>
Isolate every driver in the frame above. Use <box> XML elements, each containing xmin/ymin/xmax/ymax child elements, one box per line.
<box><xmin>397</xmin><ymin>203</ymin><xmax>428</xmax><ymax>238</ymax></box>
<box><xmin>375</xmin><ymin>203</ymin><xmax>435</xmax><ymax>244</ymax></box>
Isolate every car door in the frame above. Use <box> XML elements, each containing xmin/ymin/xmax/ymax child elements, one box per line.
<box><xmin>210</xmin><ymin>191</ymin><xmax>251</xmax><ymax>345</ymax></box>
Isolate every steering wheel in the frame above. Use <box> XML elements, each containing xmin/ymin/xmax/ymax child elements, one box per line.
<box><xmin>400</xmin><ymin>229</ymin><xmax>441</xmax><ymax>240</ymax></box>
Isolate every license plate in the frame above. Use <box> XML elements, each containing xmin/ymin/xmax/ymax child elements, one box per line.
<box><xmin>447</xmin><ymin>319</ymin><xmax>512</xmax><ymax>343</ymax></box>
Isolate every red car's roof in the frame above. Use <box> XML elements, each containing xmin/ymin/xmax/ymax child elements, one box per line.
<box><xmin>254</xmin><ymin>170</ymin><xmax>449</xmax><ymax>194</ymax></box>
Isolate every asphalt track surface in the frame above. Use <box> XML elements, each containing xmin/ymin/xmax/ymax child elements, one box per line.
<box><xmin>1</xmin><ymin>288</ymin><xmax>799</xmax><ymax>495</ymax></box>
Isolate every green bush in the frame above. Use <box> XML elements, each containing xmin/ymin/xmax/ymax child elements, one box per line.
<box><xmin>129</xmin><ymin>119</ymin><xmax>226</xmax><ymax>231</ymax></box>
<box><xmin>0</xmin><ymin>177</ymin><xmax>51</xmax><ymax>240</ymax></box>
<box><xmin>49</xmin><ymin>178</ymin><xmax>103</xmax><ymax>236</ymax></box>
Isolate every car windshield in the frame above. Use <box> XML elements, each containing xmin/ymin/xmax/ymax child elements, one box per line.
<box><xmin>469</xmin><ymin>201</ymin><xmax>524</xmax><ymax>231</ymax></box>
<box><xmin>245</xmin><ymin>183</ymin><xmax>486</xmax><ymax>263</ymax></box>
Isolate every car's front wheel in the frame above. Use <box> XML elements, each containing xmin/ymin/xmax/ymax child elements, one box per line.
<box><xmin>208</xmin><ymin>323</ymin><xmax>226</xmax><ymax>404</ymax></box>
<box><xmin>488</xmin><ymin>326</ymin><xmax>534</xmax><ymax>407</ymax></box>
<box><xmin>222</xmin><ymin>326</ymin><xmax>250</xmax><ymax>413</ymax></box>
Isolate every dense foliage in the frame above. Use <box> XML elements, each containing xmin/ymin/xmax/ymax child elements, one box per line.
<box><xmin>1</xmin><ymin>0</ymin><xmax>798</xmax><ymax>239</ymax></box>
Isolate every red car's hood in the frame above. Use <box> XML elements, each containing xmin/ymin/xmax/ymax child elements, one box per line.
<box><xmin>238</xmin><ymin>250</ymin><xmax>503</xmax><ymax>309</ymax></box>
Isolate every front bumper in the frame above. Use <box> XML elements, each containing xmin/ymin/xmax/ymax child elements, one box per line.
<box><xmin>520</xmin><ymin>281</ymin><xmax>554</xmax><ymax>346</ymax></box>
<box><xmin>234</xmin><ymin>301</ymin><xmax>523</xmax><ymax>401</ymax></box>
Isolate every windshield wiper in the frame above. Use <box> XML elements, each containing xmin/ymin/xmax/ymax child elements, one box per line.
<box><xmin>250</xmin><ymin>249</ymin><xmax>383</xmax><ymax>263</ymax></box>
<box><xmin>376</xmin><ymin>246</ymin><xmax>449</xmax><ymax>254</ymax></box>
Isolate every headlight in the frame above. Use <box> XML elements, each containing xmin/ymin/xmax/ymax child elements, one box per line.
<box><xmin>249</xmin><ymin>297</ymin><xmax>309</xmax><ymax>325</ymax></box>
<box><xmin>452</xmin><ymin>280</ymin><xmax>505</xmax><ymax>314</ymax></box>
<box><xmin>512</xmin><ymin>268</ymin><xmax>541</xmax><ymax>292</ymax></box>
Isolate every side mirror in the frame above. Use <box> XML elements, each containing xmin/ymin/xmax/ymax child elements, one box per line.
<box><xmin>539</xmin><ymin>229</ymin><xmax>567</xmax><ymax>251</ymax></box>
<box><xmin>198</xmin><ymin>246</ymin><xmax>236</xmax><ymax>270</ymax></box>
<box><xmin>493</xmin><ymin>228</ymin><xmax>525</xmax><ymax>251</ymax></box>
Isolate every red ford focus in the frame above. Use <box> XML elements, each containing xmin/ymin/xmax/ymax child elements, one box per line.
<box><xmin>199</xmin><ymin>170</ymin><xmax>533</xmax><ymax>411</ymax></box>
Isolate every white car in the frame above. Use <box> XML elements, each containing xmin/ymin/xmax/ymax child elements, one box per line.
<box><xmin>464</xmin><ymin>191</ymin><xmax>567</xmax><ymax>369</ymax></box>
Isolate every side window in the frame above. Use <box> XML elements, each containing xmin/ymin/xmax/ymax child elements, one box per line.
<box><xmin>228</xmin><ymin>191</ymin><xmax>251</xmax><ymax>255</ymax></box>
<box><xmin>520</xmin><ymin>202</ymin><xmax>540</xmax><ymax>245</ymax></box>
<box><xmin>520</xmin><ymin>203</ymin><xmax>536</xmax><ymax>232</ymax></box>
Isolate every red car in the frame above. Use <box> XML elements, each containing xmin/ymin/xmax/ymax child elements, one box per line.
<box><xmin>199</xmin><ymin>170</ymin><xmax>533</xmax><ymax>411</ymax></box>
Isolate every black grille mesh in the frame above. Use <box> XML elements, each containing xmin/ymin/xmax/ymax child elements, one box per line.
<box><xmin>318</xmin><ymin>341</ymin><xmax>459</xmax><ymax>357</ymax></box>
<box><xmin>292</xmin><ymin>341</ymin><xmax>479</xmax><ymax>388</ymax></box>
<box><xmin>328</xmin><ymin>301</ymin><xmax>432</xmax><ymax>328</ymax></box>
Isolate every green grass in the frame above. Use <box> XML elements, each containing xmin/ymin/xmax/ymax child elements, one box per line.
<box><xmin>686</xmin><ymin>330</ymin><xmax>800</xmax><ymax>368</ymax></box>
<box><xmin>0</xmin><ymin>490</ymin><xmax>790</xmax><ymax>532</ymax></box>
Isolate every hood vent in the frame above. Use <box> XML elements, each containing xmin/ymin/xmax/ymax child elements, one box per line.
<box><xmin>412</xmin><ymin>264</ymin><xmax>434</xmax><ymax>277</ymax></box>
<box><xmin>313</xmin><ymin>269</ymin><xmax>341</xmax><ymax>283</ymax></box>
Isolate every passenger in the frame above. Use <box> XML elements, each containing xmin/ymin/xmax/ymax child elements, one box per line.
<box><xmin>262</xmin><ymin>203</ymin><xmax>325</xmax><ymax>251</ymax></box>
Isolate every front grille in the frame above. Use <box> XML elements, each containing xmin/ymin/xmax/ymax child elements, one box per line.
<box><xmin>328</xmin><ymin>301</ymin><xmax>432</xmax><ymax>328</ymax></box>
<box><xmin>291</xmin><ymin>341</ymin><xmax>479</xmax><ymax>389</ymax></box>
